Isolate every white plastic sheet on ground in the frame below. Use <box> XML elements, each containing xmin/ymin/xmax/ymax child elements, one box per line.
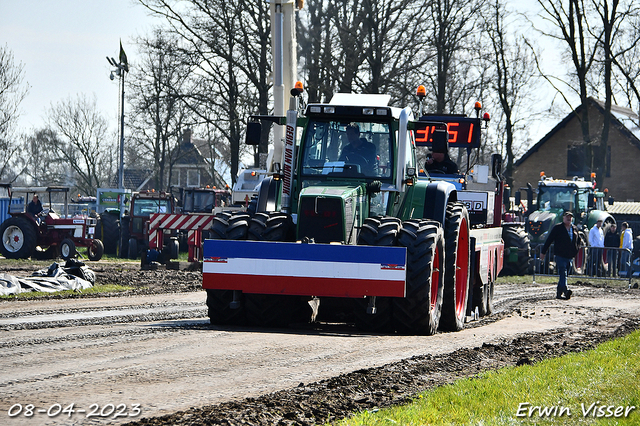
<box><xmin>0</xmin><ymin>261</ymin><xmax>95</xmax><ymax>296</ymax></box>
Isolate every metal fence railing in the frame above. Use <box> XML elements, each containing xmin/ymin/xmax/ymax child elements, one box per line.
<box><xmin>531</xmin><ymin>245</ymin><xmax>635</xmax><ymax>284</ymax></box>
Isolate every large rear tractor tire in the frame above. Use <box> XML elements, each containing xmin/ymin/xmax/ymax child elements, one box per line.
<box><xmin>247</xmin><ymin>213</ymin><xmax>269</xmax><ymax>240</ymax></box>
<box><xmin>128</xmin><ymin>237</ymin><xmax>138</xmax><ymax>260</ymax></box>
<box><xmin>500</xmin><ymin>225</ymin><xmax>530</xmax><ymax>276</ymax></box>
<box><xmin>439</xmin><ymin>202</ymin><xmax>471</xmax><ymax>332</ymax></box>
<box><xmin>87</xmin><ymin>239</ymin><xmax>104</xmax><ymax>261</ymax></box>
<box><xmin>353</xmin><ymin>216</ymin><xmax>401</xmax><ymax>332</ymax></box>
<box><xmin>119</xmin><ymin>217</ymin><xmax>130</xmax><ymax>258</ymax></box>
<box><xmin>393</xmin><ymin>220</ymin><xmax>445</xmax><ymax>335</ymax></box>
<box><xmin>206</xmin><ymin>289</ymin><xmax>246</xmax><ymax>326</ymax></box>
<box><xmin>243</xmin><ymin>212</ymin><xmax>305</xmax><ymax>327</ymax></box>
<box><xmin>210</xmin><ymin>212</ymin><xmax>232</xmax><ymax>239</ymax></box>
<box><xmin>99</xmin><ymin>212</ymin><xmax>120</xmax><ymax>255</ymax></box>
<box><xmin>225</xmin><ymin>213</ymin><xmax>251</xmax><ymax>240</ymax></box>
<box><xmin>206</xmin><ymin>211</ymin><xmax>252</xmax><ymax>326</ymax></box>
<box><xmin>0</xmin><ymin>216</ymin><xmax>38</xmax><ymax>259</ymax></box>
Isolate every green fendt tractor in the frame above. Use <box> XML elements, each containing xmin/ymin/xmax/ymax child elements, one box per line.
<box><xmin>524</xmin><ymin>172</ymin><xmax>615</xmax><ymax>272</ymax></box>
<box><xmin>202</xmin><ymin>91</ymin><xmax>503</xmax><ymax>335</ymax></box>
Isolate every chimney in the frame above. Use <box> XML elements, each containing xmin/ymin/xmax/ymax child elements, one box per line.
<box><xmin>183</xmin><ymin>128</ymin><xmax>192</xmax><ymax>145</ymax></box>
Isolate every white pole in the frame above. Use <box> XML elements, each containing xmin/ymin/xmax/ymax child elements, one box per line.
<box><xmin>269</xmin><ymin>1</ymin><xmax>297</xmax><ymax>175</ymax></box>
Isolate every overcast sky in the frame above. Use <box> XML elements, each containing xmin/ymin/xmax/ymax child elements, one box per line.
<box><xmin>1</xmin><ymin>0</ymin><xmax>157</xmax><ymax>133</ymax></box>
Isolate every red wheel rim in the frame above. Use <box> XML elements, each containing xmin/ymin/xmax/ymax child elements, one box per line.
<box><xmin>455</xmin><ymin>218</ymin><xmax>470</xmax><ymax>316</ymax></box>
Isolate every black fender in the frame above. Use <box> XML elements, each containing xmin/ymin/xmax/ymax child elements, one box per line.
<box><xmin>256</xmin><ymin>176</ymin><xmax>280</xmax><ymax>213</ymax></box>
<box><xmin>422</xmin><ymin>181</ymin><xmax>458</xmax><ymax>226</ymax></box>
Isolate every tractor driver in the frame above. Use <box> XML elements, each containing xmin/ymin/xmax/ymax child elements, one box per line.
<box><xmin>339</xmin><ymin>123</ymin><xmax>377</xmax><ymax>175</ymax></box>
<box><xmin>425</xmin><ymin>129</ymin><xmax>459</xmax><ymax>175</ymax></box>
<box><xmin>27</xmin><ymin>194</ymin><xmax>43</xmax><ymax>217</ymax></box>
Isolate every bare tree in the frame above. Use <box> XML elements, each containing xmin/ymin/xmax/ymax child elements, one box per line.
<box><xmin>127</xmin><ymin>30</ymin><xmax>195</xmax><ymax>190</ymax></box>
<box><xmin>297</xmin><ymin>0</ymin><xmax>336</xmax><ymax>102</ymax></box>
<box><xmin>299</xmin><ymin>0</ymin><xmax>432</xmax><ymax>104</ymax></box>
<box><xmin>138</xmin><ymin>0</ymin><xmax>272</xmax><ymax>184</ymax></box>
<box><xmin>610</xmin><ymin>26</ymin><xmax>640</xmax><ymax>114</ymax></box>
<box><xmin>45</xmin><ymin>95</ymin><xmax>115</xmax><ymax>195</ymax></box>
<box><xmin>482</xmin><ymin>0</ymin><xmax>539</xmax><ymax>186</ymax></box>
<box><xmin>536</xmin><ymin>0</ymin><xmax>599</xmax><ymax>179</ymax></box>
<box><xmin>17</xmin><ymin>128</ymin><xmax>67</xmax><ymax>186</ymax></box>
<box><xmin>535</xmin><ymin>0</ymin><xmax>638</xmax><ymax>186</ymax></box>
<box><xmin>425</xmin><ymin>0</ymin><xmax>486</xmax><ymax>114</ymax></box>
<box><xmin>590</xmin><ymin>0</ymin><xmax>639</xmax><ymax>187</ymax></box>
<box><xmin>0</xmin><ymin>44</ymin><xmax>29</xmax><ymax>181</ymax></box>
<box><xmin>359</xmin><ymin>0</ymin><xmax>432</xmax><ymax>101</ymax></box>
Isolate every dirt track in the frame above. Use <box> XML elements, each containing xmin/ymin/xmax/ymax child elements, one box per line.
<box><xmin>0</xmin><ymin>261</ymin><xmax>639</xmax><ymax>425</ymax></box>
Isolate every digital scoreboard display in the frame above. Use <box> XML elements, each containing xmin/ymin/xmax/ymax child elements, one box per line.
<box><xmin>413</xmin><ymin>116</ymin><xmax>482</xmax><ymax>149</ymax></box>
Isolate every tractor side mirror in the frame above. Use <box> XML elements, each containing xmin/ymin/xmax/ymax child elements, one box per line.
<box><xmin>515</xmin><ymin>191</ymin><xmax>522</xmax><ymax>206</ymax></box>
<box><xmin>245</xmin><ymin>122</ymin><xmax>262</xmax><ymax>146</ymax></box>
<box><xmin>503</xmin><ymin>186</ymin><xmax>511</xmax><ymax>207</ymax></box>
<box><xmin>588</xmin><ymin>196</ymin><xmax>595</xmax><ymax>209</ymax></box>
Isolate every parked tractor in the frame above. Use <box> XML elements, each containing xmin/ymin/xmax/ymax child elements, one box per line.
<box><xmin>202</xmin><ymin>90</ymin><xmax>503</xmax><ymax>334</ymax></box>
<box><xmin>94</xmin><ymin>188</ymin><xmax>131</xmax><ymax>255</ymax></box>
<box><xmin>119</xmin><ymin>190</ymin><xmax>178</xmax><ymax>260</ymax></box>
<box><xmin>523</xmin><ymin>172</ymin><xmax>615</xmax><ymax>272</ymax></box>
<box><xmin>0</xmin><ymin>184</ymin><xmax>103</xmax><ymax>261</ymax></box>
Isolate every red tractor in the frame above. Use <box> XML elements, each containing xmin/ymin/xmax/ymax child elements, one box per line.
<box><xmin>0</xmin><ymin>184</ymin><xmax>104</xmax><ymax>261</ymax></box>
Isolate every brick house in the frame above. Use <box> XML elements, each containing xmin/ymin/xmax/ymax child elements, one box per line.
<box><xmin>513</xmin><ymin>98</ymin><xmax>640</xmax><ymax>202</ymax></box>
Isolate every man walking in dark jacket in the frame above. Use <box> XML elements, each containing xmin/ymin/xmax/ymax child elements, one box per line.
<box><xmin>541</xmin><ymin>211</ymin><xmax>581</xmax><ymax>299</ymax></box>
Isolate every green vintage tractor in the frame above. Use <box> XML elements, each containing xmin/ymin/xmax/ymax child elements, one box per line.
<box><xmin>203</xmin><ymin>91</ymin><xmax>504</xmax><ymax>334</ymax></box>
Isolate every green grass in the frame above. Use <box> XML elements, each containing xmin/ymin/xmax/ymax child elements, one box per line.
<box><xmin>496</xmin><ymin>274</ymin><xmax>637</xmax><ymax>289</ymax></box>
<box><xmin>340</xmin><ymin>330</ymin><xmax>640</xmax><ymax>425</ymax></box>
<box><xmin>0</xmin><ymin>284</ymin><xmax>134</xmax><ymax>300</ymax></box>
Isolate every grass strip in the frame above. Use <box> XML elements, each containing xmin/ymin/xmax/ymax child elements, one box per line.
<box><xmin>341</xmin><ymin>330</ymin><xmax>640</xmax><ymax>425</ymax></box>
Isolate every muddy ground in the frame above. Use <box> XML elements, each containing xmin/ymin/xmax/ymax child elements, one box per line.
<box><xmin>1</xmin><ymin>260</ymin><xmax>639</xmax><ymax>426</ymax></box>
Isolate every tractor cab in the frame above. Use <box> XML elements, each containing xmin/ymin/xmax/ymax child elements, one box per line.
<box><xmin>525</xmin><ymin>173</ymin><xmax>615</xmax><ymax>249</ymax></box>
<box><xmin>119</xmin><ymin>190</ymin><xmax>178</xmax><ymax>259</ymax></box>
<box><xmin>179</xmin><ymin>187</ymin><xmax>232</xmax><ymax>214</ymax></box>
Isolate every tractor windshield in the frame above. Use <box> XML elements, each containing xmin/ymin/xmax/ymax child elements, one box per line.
<box><xmin>133</xmin><ymin>199</ymin><xmax>171</xmax><ymax>216</ymax></box>
<box><xmin>184</xmin><ymin>191</ymin><xmax>215</xmax><ymax>212</ymax></box>
<box><xmin>537</xmin><ymin>186</ymin><xmax>589</xmax><ymax>214</ymax></box>
<box><xmin>300</xmin><ymin>119</ymin><xmax>392</xmax><ymax>179</ymax></box>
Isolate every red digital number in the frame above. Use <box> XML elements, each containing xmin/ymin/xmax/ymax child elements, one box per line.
<box><xmin>447</xmin><ymin>123</ymin><xmax>458</xmax><ymax>144</ymax></box>
<box><xmin>415</xmin><ymin>125</ymin><xmax>436</xmax><ymax>143</ymax></box>
<box><xmin>414</xmin><ymin>119</ymin><xmax>478</xmax><ymax>147</ymax></box>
